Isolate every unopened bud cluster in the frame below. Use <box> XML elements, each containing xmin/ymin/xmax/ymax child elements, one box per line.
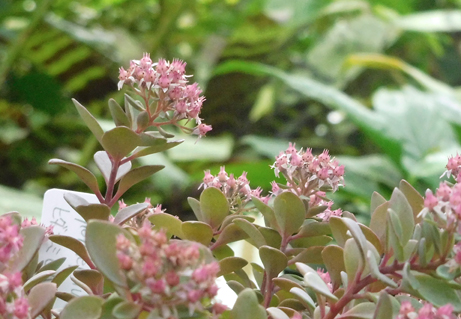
<box><xmin>397</xmin><ymin>301</ymin><xmax>455</xmax><ymax>319</ymax></box>
<box><xmin>116</xmin><ymin>223</ymin><xmax>221</xmax><ymax>318</ymax></box>
<box><xmin>271</xmin><ymin>143</ymin><xmax>345</xmax><ymax>195</ymax></box>
<box><xmin>118</xmin><ymin>54</ymin><xmax>211</xmax><ymax>138</ymax></box>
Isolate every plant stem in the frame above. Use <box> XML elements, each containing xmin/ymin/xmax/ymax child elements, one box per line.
<box><xmin>105</xmin><ymin>157</ymin><xmax>120</xmax><ymax>207</ymax></box>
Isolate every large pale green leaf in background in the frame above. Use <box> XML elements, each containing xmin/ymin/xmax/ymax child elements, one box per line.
<box><xmin>0</xmin><ymin>185</ymin><xmax>42</xmax><ymax>219</ymax></box>
<box><xmin>395</xmin><ymin>10</ymin><xmax>461</xmax><ymax>32</ymax></box>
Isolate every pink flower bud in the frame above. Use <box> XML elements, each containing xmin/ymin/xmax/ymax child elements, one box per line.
<box><xmin>140</xmin><ymin>52</ymin><xmax>152</xmax><ymax>69</ymax></box>
<box><xmin>286</xmin><ymin>142</ymin><xmax>297</xmax><ymax>155</ymax></box>
<box><xmin>165</xmin><ymin>270</ymin><xmax>180</xmax><ymax>287</ymax></box>
<box><xmin>118</xmin><ymin>199</ymin><xmax>127</xmax><ymax>211</ymax></box>
<box><xmin>158</xmin><ymin>74</ymin><xmax>170</xmax><ymax>89</ymax></box>
<box><xmin>318</xmin><ymin>149</ymin><xmax>330</xmax><ymax>163</ymax></box>
<box><xmin>187</xmin><ymin>289</ymin><xmax>202</xmax><ymax>303</ymax></box>
<box><xmin>146</xmin><ymin>278</ymin><xmax>166</xmax><ymax>294</ymax></box>
<box><xmin>218</xmin><ymin>166</ymin><xmax>228</xmax><ymax>183</ymax></box>
<box><xmin>117</xmin><ymin>253</ymin><xmax>133</xmax><ymax>270</ymax></box>
<box><xmin>437</xmin><ymin>183</ymin><xmax>452</xmax><ymax>201</ymax></box>
<box><xmin>195</xmin><ymin>123</ymin><xmax>212</xmax><ymax>138</ymax></box>
<box><xmin>13</xmin><ymin>297</ymin><xmax>29</xmax><ymax>319</ymax></box>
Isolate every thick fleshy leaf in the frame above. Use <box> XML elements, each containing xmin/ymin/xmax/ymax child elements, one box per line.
<box><xmin>100</xmin><ymin>295</ymin><xmax>124</xmax><ymax>319</ymax></box>
<box><xmin>73</xmin><ymin>98</ymin><xmax>104</xmax><ymax>143</ymax></box>
<box><xmin>52</xmin><ymin>265</ymin><xmax>79</xmax><ymax>287</ymax></box>
<box><xmin>344</xmin><ymin>238</ymin><xmax>362</xmax><ymax>282</ymax></box>
<box><xmin>252</xmin><ymin>197</ymin><xmax>278</xmax><ymax>229</ymax></box>
<box><xmin>289</xmin><ymin>246</ymin><xmax>324</xmax><ymax>264</ymax></box>
<box><xmin>112</xmin><ymin>301</ymin><xmax>142</xmax><ymax>319</ymax></box>
<box><xmin>65</xmin><ymin>193</ymin><xmax>110</xmax><ymax>222</ymax></box>
<box><xmin>399</xmin><ymin>180</ymin><xmax>424</xmax><ymax>223</ymax></box>
<box><xmin>258</xmin><ymin>226</ymin><xmax>282</xmax><ymax>248</ymax></box>
<box><xmin>38</xmin><ymin>257</ymin><xmax>66</xmax><ymax>272</ymax></box>
<box><xmin>251</xmin><ymin>262</ymin><xmax>264</xmax><ymax>288</ymax></box>
<box><xmin>50</xmin><ymin>235</ymin><xmax>95</xmax><ymax>268</ymax></box>
<box><xmin>359</xmin><ymin>224</ymin><xmax>383</xmax><ymax>254</ymax></box>
<box><xmin>113</xmin><ymin>203</ymin><xmax>149</xmax><ymax>225</ymax></box>
<box><xmin>411</xmin><ymin>272</ymin><xmax>461</xmax><ymax>311</ymax></box>
<box><xmin>387</xmin><ymin>209</ymin><xmax>404</xmax><ymax>261</ymax></box>
<box><xmin>23</xmin><ymin>270</ymin><xmax>56</xmax><ymax>292</ymax></box>
<box><xmin>218</xmin><ymin>257</ymin><xmax>248</xmax><ymax>277</ymax></box>
<box><xmin>28</xmin><ymin>282</ymin><xmax>57</xmax><ymax>318</ymax></box>
<box><xmin>231</xmin><ymin>288</ymin><xmax>267</xmax><ymax>319</ymax></box>
<box><xmin>303</xmin><ymin>272</ymin><xmax>338</xmax><ymax>301</ymax></box>
<box><xmin>49</xmin><ymin>159</ymin><xmax>101</xmax><ymax>196</ymax></box>
<box><xmin>340</xmin><ymin>217</ymin><xmax>368</xmax><ymax>260</ymax></box>
<box><xmin>374</xmin><ymin>292</ymin><xmax>394</xmax><ymax>319</ymax></box>
<box><xmin>187</xmin><ymin>197</ymin><xmax>204</xmax><ymax>222</ymax></box>
<box><xmin>181</xmin><ymin>221</ymin><xmax>213</xmax><ymax>246</ymax></box>
<box><xmin>60</xmin><ymin>295</ymin><xmax>104</xmax><ymax>319</ymax></box>
<box><xmin>273</xmin><ymin>276</ymin><xmax>304</xmax><ymax>292</ymax></box>
<box><xmin>226</xmin><ymin>280</ymin><xmax>246</xmax><ymax>295</ymax></box>
<box><xmin>329</xmin><ymin>217</ymin><xmax>350</xmax><ymax>247</ymax></box>
<box><xmin>213</xmin><ymin>245</ymin><xmax>234</xmax><ymax>259</ymax></box>
<box><xmin>86</xmin><ymin>220</ymin><xmax>128</xmax><ymax>288</ymax></box>
<box><xmin>290</xmin><ymin>236</ymin><xmax>332</xmax><ymax>248</ymax></box>
<box><xmin>290</xmin><ymin>287</ymin><xmax>315</xmax><ymax>309</ymax></box>
<box><xmin>234</xmin><ymin>218</ymin><xmax>266</xmax><ymax>248</ymax></box>
<box><xmin>148</xmin><ymin>213</ymin><xmax>184</xmax><ymax>238</ymax></box>
<box><xmin>274</xmin><ymin>192</ymin><xmax>305</xmax><ymax>236</ymax></box>
<box><xmin>389</xmin><ymin>188</ymin><xmax>415</xmax><ymax>245</ymax></box>
<box><xmin>369</xmin><ymin>201</ymin><xmax>389</xmax><ymax>247</ymax></box>
<box><xmin>296</xmin><ymin>221</ymin><xmax>331</xmax><ymax>238</ymax></box>
<box><xmin>9</xmin><ymin>226</ymin><xmax>45</xmax><ymax>272</ymax></box>
<box><xmin>212</xmin><ymin>223</ymin><xmax>249</xmax><ymax>249</ymax></box>
<box><xmin>101</xmin><ymin>127</ymin><xmax>141</xmax><ymax>161</ymax></box>
<box><xmin>322</xmin><ymin>245</ymin><xmax>345</xmax><ymax>289</ymax></box>
<box><xmin>131</xmin><ymin>140</ymin><xmax>184</xmax><ymax>159</ymax></box>
<box><xmin>370</xmin><ymin>192</ymin><xmax>386</xmax><ymax>214</ymax></box>
<box><xmin>200</xmin><ymin>187</ymin><xmax>229</xmax><ymax>229</ymax></box>
<box><xmin>366</xmin><ymin>250</ymin><xmax>397</xmax><ymax>288</ymax></box>
<box><xmin>74</xmin><ymin>269</ymin><xmax>104</xmax><ymax>295</ymax></box>
<box><xmin>267</xmin><ymin>307</ymin><xmax>290</xmax><ymax>319</ymax></box>
<box><xmin>94</xmin><ymin>151</ymin><xmax>132</xmax><ymax>184</ymax></box>
<box><xmin>115</xmin><ymin>165</ymin><xmax>164</xmax><ymax>199</ymax></box>
<box><xmin>221</xmin><ymin>215</ymin><xmax>255</xmax><ymax>230</ymax></box>
<box><xmin>337</xmin><ymin>302</ymin><xmax>374</xmax><ymax>319</ymax></box>
<box><xmin>259</xmin><ymin>246</ymin><xmax>287</xmax><ymax>279</ymax></box>
<box><xmin>108</xmin><ymin>99</ymin><xmax>130</xmax><ymax>127</ymax></box>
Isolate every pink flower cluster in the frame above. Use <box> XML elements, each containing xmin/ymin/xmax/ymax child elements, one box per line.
<box><xmin>0</xmin><ymin>272</ymin><xmax>29</xmax><ymax>319</ymax></box>
<box><xmin>118</xmin><ymin>54</ymin><xmax>211</xmax><ymax>138</ymax></box>
<box><xmin>442</xmin><ymin>154</ymin><xmax>461</xmax><ymax>181</ymax></box>
<box><xmin>200</xmin><ymin>167</ymin><xmax>270</xmax><ymax>209</ymax></box>
<box><xmin>308</xmin><ymin>191</ymin><xmax>343</xmax><ymax>221</ymax></box>
<box><xmin>21</xmin><ymin>217</ymin><xmax>54</xmax><ymax>237</ymax></box>
<box><xmin>397</xmin><ymin>301</ymin><xmax>455</xmax><ymax>319</ymax></box>
<box><xmin>0</xmin><ymin>216</ymin><xmax>23</xmax><ymax>268</ymax></box>
<box><xmin>271</xmin><ymin>143</ymin><xmax>345</xmax><ymax>196</ymax></box>
<box><xmin>421</xmin><ymin>181</ymin><xmax>461</xmax><ymax>224</ymax></box>
<box><xmin>116</xmin><ymin>223</ymin><xmax>223</xmax><ymax>318</ymax></box>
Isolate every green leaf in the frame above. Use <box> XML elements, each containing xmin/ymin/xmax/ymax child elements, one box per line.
<box><xmin>28</xmin><ymin>282</ymin><xmax>57</xmax><ymax>319</ymax></box>
<box><xmin>389</xmin><ymin>188</ymin><xmax>415</xmax><ymax>245</ymax></box>
<box><xmin>113</xmin><ymin>203</ymin><xmax>149</xmax><ymax>225</ymax></box>
<box><xmin>50</xmin><ymin>235</ymin><xmax>95</xmax><ymax>268</ymax></box>
<box><xmin>181</xmin><ymin>221</ymin><xmax>213</xmax><ymax>246</ymax></box>
<box><xmin>250</xmin><ymin>82</ymin><xmax>276</xmax><ymax>122</ymax></box>
<box><xmin>200</xmin><ymin>187</ymin><xmax>229</xmax><ymax>229</ymax></box>
<box><xmin>411</xmin><ymin>272</ymin><xmax>461</xmax><ymax>311</ymax></box>
<box><xmin>52</xmin><ymin>265</ymin><xmax>79</xmax><ymax>287</ymax></box>
<box><xmin>101</xmin><ymin>126</ymin><xmax>141</xmax><ymax>161</ymax></box>
<box><xmin>387</xmin><ymin>209</ymin><xmax>405</xmax><ymax>261</ymax></box>
<box><xmin>290</xmin><ymin>287</ymin><xmax>315</xmax><ymax>309</ymax></box>
<box><xmin>188</xmin><ymin>197</ymin><xmax>204</xmax><ymax>222</ymax></box>
<box><xmin>273</xmin><ymin>192</ymin><xmax>305</xmax><ymax>236</ymax></box>
<box><xmin>399</xmin><ymin>180</ymin><xmax>424</xmax><ymax>223</ymax></box>
<box><xmin>366</xmin><ymin>250</ymin><xmax>397</xmax><ymax>288</ymax></box>
<box><xmin>49</xmin><ymin>159</ymin><xmax>101</xmax><ymax>197</ymax></box>
<box><xmin>373</xmin><ymin>292</ymin><xmax>394</xmax><ymax>319</ymax></box>
<box><xmin>115</xmin><ymin>165</ymin><xmax>164</xmax><ymax>198</ymax></box>
<box><xmin>60</xmin><ymin>296</ymin><xmax>104</xmax><ymax>319</ymax></box>
<box><xmin>296</xmin><ymin>221</ymin><xmax>331</xmax><ymax>238</ymax></box>
<box><xmin>9</xmin><ymin>226</ymin><xmax>45</xmax><ymax>272</ymax></box>
<box><xmin>273</xmin><ymin>276</ymin><xmax>304</xmax><ymax>292</ymax></box>
<box><xmin>94</xmin><ymin>151</ymin><xmax>132</xmax><ymax>184</ymax></box>
<box><xmin>304</xmin><ymin>272</ymin><xmax>338</xmax><ymax>301</ymax></box>
<box><xmin>259</xmin><ymin>245</ymin><xmax>287</xmax><ymax>280</ymax></box>
<box><xmin>148</xmin><ymin>212</ymin><xmax>184</xmax><ymax>238</ymax></box>
<box><xmin>322</xmin><ymin>245</ymin><xmax>345</xmax><ymax>289</ymax></box>
<box><xmin>344</xmin><ymin>238</ymin><xmax>363</xmax><ymax>282</ymax></box>
<box><xmin>337</xmin><ymin>302</ymin><xmax>374</xmax><ymax>319</ymax></box>
<box><xmin>38</xmin><ymin>257</ymin><xmax>66</xmax><ymax>272</ymax></box>
<box><xmin>218</xmin><ymin>257</ymin><xmax>248</xmax><ymax>277</ymax></box>
<box><xmin>112</xmin><ymin>301</ymin><xmax>142</xmax><ymax>319</ymax></box>
<box><xmin>231</xmin><ymin>288</ymin><xmax>267</xmax><ymax>319</ymax></box>
<box><xmin>72</xmin><ymin>98</ymin><xmax>104</xmax><ymax>143</ymax></box>
<box><xmin>85</xmin><ymin>220</ymin><xmax>128</xmax><ymax>288</ymax></box>
<box><xmin>108</xmin><ymin>98</ymin><xmax>130</xmax><ymax>127</ymax></box>
<box><xmin>289</xmin><ymin>246</ymin><xmax>324</xmax><ymax>264</ymax></box>
<box><xmin>131</xmin><ymin>140</ymin><xmax>183</xmax><ymax>159</ymax></box>
<box><xmin>234</xmin><ymin>218</ymin><xmax>266</xmax><ymax>248</ymax></box>
<box><xmin>252</xmin><ymin>197</ymin><xmax>278</xmax><ymax>229</ymax></box>
<box><xmin>329</xmin><ymin>217</ymin><xmax>350</xmax><ymax>247</ymax></box>
<box><xmin>369</xmin><ymin>201</ymin><xmax>389</xmax><ymax>247</ymax></box>
<box><xmin>212</xmin><ymin>223</ymin><xmax>248</xmax><ymax>249</ymax></box>
<box><xmin>23</xmin><ymin>270</ymin><xmax>56</xmax><ymax>292</ymax></box>
<box><xmin>370</xmin><ymin>192</ymin><xmax>386</xmax><ymax>214</ymax></box>
<box><xmin>258</xmin><ymin>226</ymin><xmax>282</xmax><ymax>248</ymax></box>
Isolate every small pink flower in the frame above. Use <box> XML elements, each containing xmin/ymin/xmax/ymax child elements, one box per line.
<box><xmin>13</xmin><ymin>297</ymin><xmax>29</xmax><ymax>319</ymax></box>
<box><xmin>194</xmin><ymin>123</ymin><xmax>212</xmax><ymax>138</ymax></box>
<box><xmin>146</xmin><ymin>278</ymin><xmax>166</xmax><ymax>294</ymax></box>
<box><xmin>424</xmin><ymin>190</ymin><xmax>439</xmax><ymax>210</ymax></box>
<box><xmin>118</xmin><ymin>199</ymin><xmax>127</xmax><ymax>210</ymax></box>
<box><xmin>165</xmin><ymin>271</ymin><xmax>180</xmax><ymax>287</ymax></box>
<box><xmin>437</xmin><ymin>183</ymin><xmax>452</xmax><ymax>201</ymax></box>
<box><xmin>218</xmin><ymin>166</ymin><xmax>228</xmax><ymax>183</ymax></box>
<box><xmin>187</xmin><ymin>289</ymin><xmax>202</xmax><ymax>303</ymax></box>
<box><xmin>116</xmin><ymin>234</ymin><xmax>131</xmax><ymax>250</ymax></box>
<box><xmin>117</xmin><ymin>253</ymin><xmax>133</xmax><ymax>270</ymax></box>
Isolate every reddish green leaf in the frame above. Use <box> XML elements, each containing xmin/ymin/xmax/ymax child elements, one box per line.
<box><xmin>304</xmin><ymin>272</ymin><xmax>338</xmax><ymax>301</ymax></box>
<box><xmin>322</xmin><ymin>245</ymin><xmax>345</xmax><ymax>290</ymax></box>
<box><xmin>23</xmin><ymin>270</ymin><xmax>56</xmax><ymax>292</ymax></box>
<box><xmin>108</xmin><ymin>98</ymin><xmax>130</xmax><ymax>127</ymax></box>
<box><xmin>370</xmin><ymin>191</ymin><xmax>386</xmax><ymax>214</ymax></box>
<box><xmin>370</xmin><ymin>201</ymin><xmax>389</xmax><ymax>247</ymax></box>
<box><xmin>399</xmin><ymin>180</ymin><xmax>424</xmax><ymax>223</ymax></box>
<box><xmin>212</xmin><ymin>223</ymin><xmax>248</xmax><ymax>249</ymax></box>
<box><xmin>231</xmin><ymin>288</ymin><xmax>267</xmax><ymax>319</ymax></box>
<box><xmin>290</xmin><ymin>287</ymin><xmax>315</xmax><ymax>309</ymax></box>
<box><xmin>113</xmin><ymin>203</ymin><xmax>149</xmax><ymax>225</ymax></box>
<box><xmin>49</xmin><ymin>159</ymin><xmax>101</xmax><ymax>197</ymax></box>
<box><xmin>234</xmin><ymin>218</ymin><xmax>266</xmax><ymax>248</ymax></box>
<box><xmin>389</xmin><ymin>188</ymin><xmax>414</xmax><ymax>245</ymax></box>
<box><xmin>148</xmin><ymin>212</ymin><xmax>184</xmax><ymax>238</ymax></box>
<box><xmin>337</xmin><ymin>302</ymin><xmax>374</xmax><ymax>319</ymax></box>
<box><xmin>115</xmin><ymin>165</ymin><xmax>164</xmax><ymax>199</ymax></box>
<box><xmin>112</xmin><ymin>301</ymin><xmax>142</xmax><ymax>319</ymax></box>
<box><xmin>73</xmin><ymin>99</ymin><xmax>104</xmax><ymax>143</ymax></box>
<box><xmin>259</xmin><ymin>245</ymin><xmax>287</xmax><ymax>280</ymax></box>
<box><xmin>74</xmin><ymin>269</ymin><xmax>104</xmax><ymax>295</ymax></box>
<box><xmin>50</xmin><ymin>235</ymin><xmax>95</xmax><ymax>269</ymax></box>
<box><xmin>218</xmin><ymin>257</ymin><xmax>248</xmax><ymax>277</ymax></box>
<box><xmin>28</xmin><ymin>282</ymin><xmax>57</xmax><ymax>318</ymax></box>
<box><xmin>274</xmin><ymin>192</ymin><xmax>305</xmax><ymax>236</ymax></box>
<box><xmin>9</xmin><ymin>226</ymin><xmax>45</xmax><ymax>272</ymax></box>
<box><xmin>52</xmin><ymin>265</ymin><xmax>79</xmax><ymax>287</ymax></box>
<box><xmin>60</xmin><ymin>296</ymin><xmax>104</xmax><ymax>319</ymax></box>
<box><xmin>252</xmin><ymin>197</ymin><xmax>278</xmax><ymax>229</ymax></box>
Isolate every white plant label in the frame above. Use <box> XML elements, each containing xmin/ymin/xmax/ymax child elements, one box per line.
<box><xmin>39</xmin><ymin>188</ymin><xmax>98</xmax><ymax>308</ymax></box>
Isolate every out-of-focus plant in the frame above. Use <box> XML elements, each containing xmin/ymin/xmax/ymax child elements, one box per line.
<box><xmin>4</xmin><ymin>54</ymin><xmax>461</xmax><ymax>319</ymax></box>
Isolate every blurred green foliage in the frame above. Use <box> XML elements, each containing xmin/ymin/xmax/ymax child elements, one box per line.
<box><xmin>2</xmin><ymin>0</ymin><xmax>461</xmax><ymax>220</ymax></box>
